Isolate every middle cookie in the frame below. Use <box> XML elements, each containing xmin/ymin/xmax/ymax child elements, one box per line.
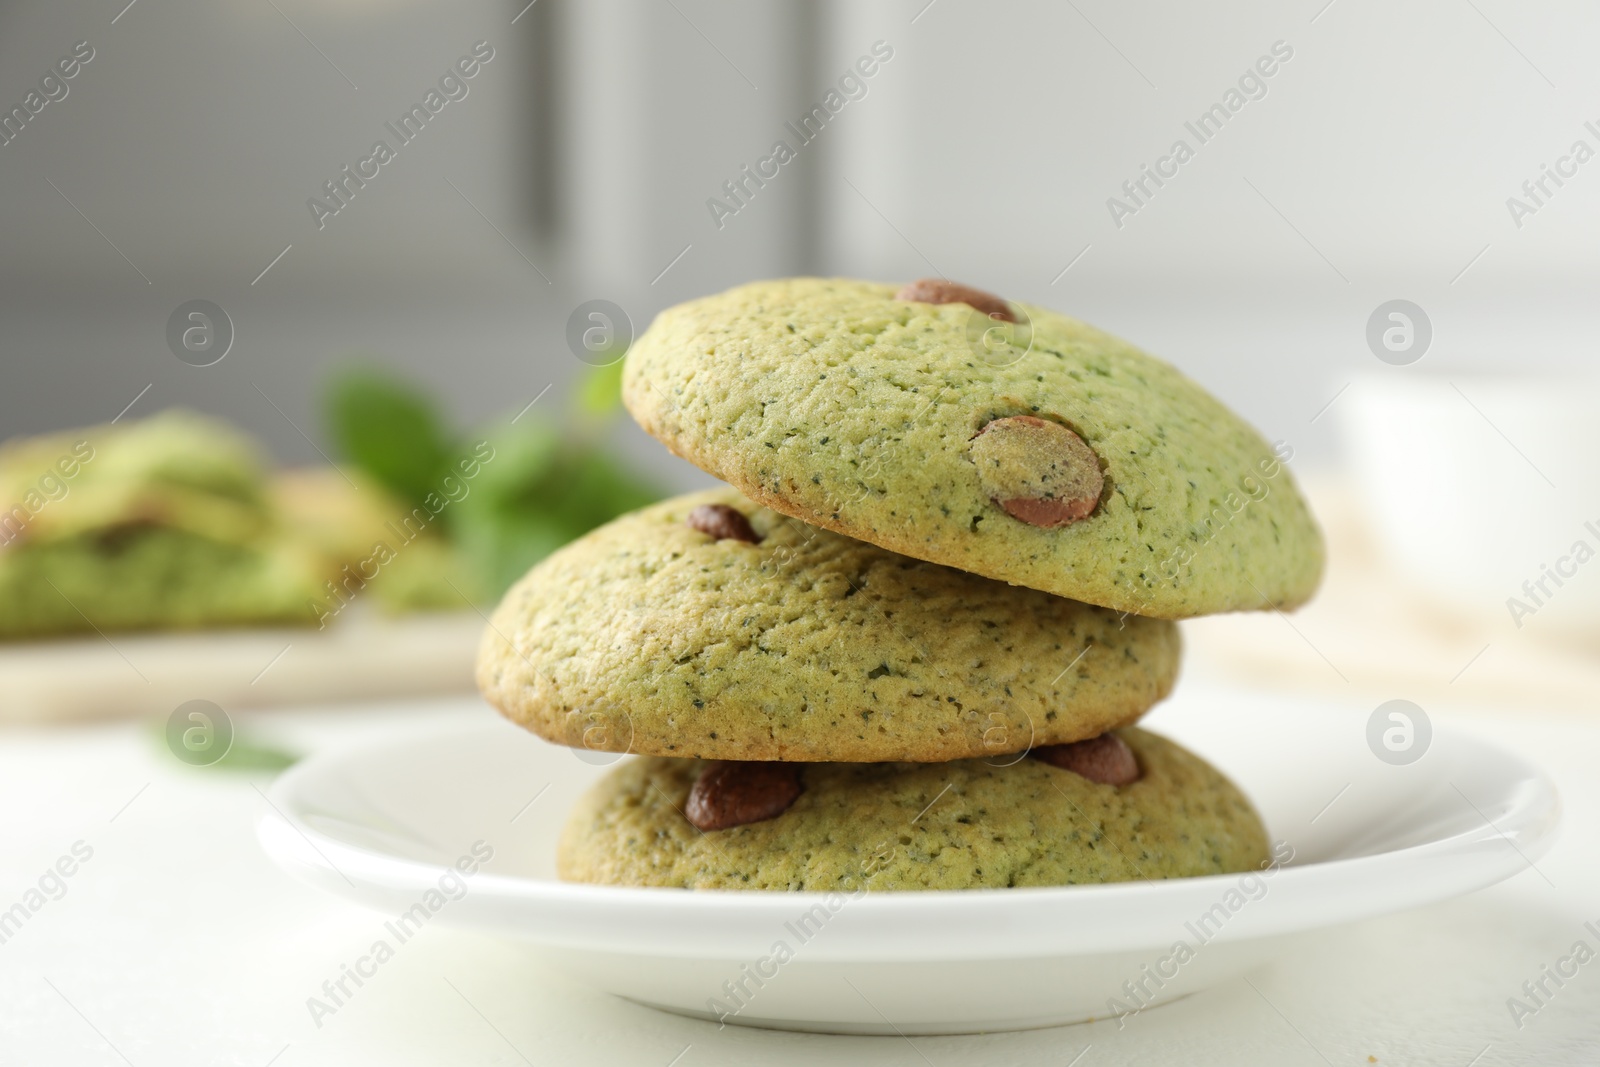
<box><xmin>477</xmin><ymin>489</ymin><xmax>1179</xmax><ymax>763</ymax></box>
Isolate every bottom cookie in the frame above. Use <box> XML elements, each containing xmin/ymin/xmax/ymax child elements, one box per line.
<box><xmin>557</xmin><ymin>727</ymin><xmax>1269</xmax><ymax>890</ymax></box>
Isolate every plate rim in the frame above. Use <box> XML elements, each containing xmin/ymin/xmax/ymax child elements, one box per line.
<box><xmin>259</xmin><ymin>709</ymin><xmax>1562</xmax><ymax>961</ymax></box>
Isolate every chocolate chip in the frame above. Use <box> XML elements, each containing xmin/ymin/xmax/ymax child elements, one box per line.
<box><xmin>1031</xmin><ymin>733</ymin><xmax>1141</xmax><ymax>786</ymax></box>
<box><xmin>894</xmin><ymin>279</ymin><xmax>1015</xmax><ymax>323</ymax></box>
<box><xmin>686</xmin><ymin>503</ymin><xmax>762</xmax><ymax>544</ymax></box>
<box><xmin>968</xmin><ymin>415</ymin><xmax>1103</xmax><ymax>528</ymax></box>
<box><xmin>684</xmin><ymin>761</ymin><xmax>804</xmax><ymax>831</ymax></box>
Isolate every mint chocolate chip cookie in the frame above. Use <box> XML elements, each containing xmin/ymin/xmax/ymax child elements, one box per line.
<box><xmin>622</xmin><ymin>277</ymin><xmax>1323</xmax><ymax>618</ymax></box>
<box><xmin>476</xmin><ymin>489</ymin><xmax>1179</xmax><ymax>763</ymax></box>
<box><xmin>557</xmin><ymin>727</ymin><xmax>1271</xmax><ymax>890</ymax></box>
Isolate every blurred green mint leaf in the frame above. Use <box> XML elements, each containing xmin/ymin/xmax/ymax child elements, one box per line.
<box><xmin>454</xmin><ymin>424</ymin><xmax>660</xmax><ymax>597</ymax></box>
<box><xmin>151</xmin><ymin>719</ymin><xmax>299</xmax><ymax>773</ymax></box>
<box><xmin>325</xmin><ymin>367</ymin><xmax>452</xmax><ymax>509</ymax></box>
<box><xmin>576</xmin><ymin>361</ymin><xmax>626</xmax><ymax>417</ymax></box>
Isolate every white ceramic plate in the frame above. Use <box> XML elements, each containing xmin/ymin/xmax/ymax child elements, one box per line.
<box><xmin>258</xmin><ymin>689</ymin><xmax>1560</xmax><ymax>1035</ymax></box>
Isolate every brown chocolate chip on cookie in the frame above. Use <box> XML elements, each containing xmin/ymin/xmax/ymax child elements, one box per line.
<box><xmin>1031</xmin><ymin>732</ymin><xmax>1141</xmax><ymax>785</ymax></box>
<box><xmin>685</xmin><ymin>761</ymin><xmax>804</xmax><ymax>831</ymax></box>
<box><xmin>968</xmin><ymin>415</ymin><xmax>1103</xmax><ymax>528</ymax></box>
<box><xmin>894</xmin><ymin>279</ymin><xmax>1015</xmax><ymax>324</ymax></box>
<box><xmin>686</xmin><ymin>503</ymin><xmax>762</xmax><ymax>543</ymax></box>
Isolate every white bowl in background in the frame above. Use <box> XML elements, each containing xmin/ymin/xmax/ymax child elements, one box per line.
<box><xmin>1339</xmin><ymin>371</ymin><xmax>1600</xmax><ymax>638</ymax></box>
<box><xmin>256</xmin><ymin>692</ymin><xmax>1559</xmax><ymax>1035</ymax></box>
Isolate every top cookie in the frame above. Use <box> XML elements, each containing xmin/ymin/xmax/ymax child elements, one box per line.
<box><xmin>623</xmin><ymin>278</ymin><xmax>1323</xmax><ymax>618</ymax></box>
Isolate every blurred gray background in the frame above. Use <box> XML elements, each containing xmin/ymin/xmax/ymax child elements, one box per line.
<box><xmin>2</xmin><ymin>0</ymin><xmax>1597</xmax><ymax>480</ymax></box>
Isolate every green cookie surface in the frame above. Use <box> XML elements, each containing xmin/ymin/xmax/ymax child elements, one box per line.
<box><xmin>622</xmin><ymin>277</ymin><xmax>1324</xmax><ymax>618</ymax></box>
<box><xmin>0</xmin><ymin>529</ymin><xmax>323</xmax><ymax>638</ymax></box>
<box><xmin>477</xmin><ymin>489</ymin><xmax>1179</xmax><ymax>763</ymax></box>
<box><xmin>0</xmin><ymin>411</ymin><xmax>324</xmax><ymax>637</ymax></box>
<box><xmin>558</xmin><ymin>727</ymin><xmax>1271</xmax><ymax>890</ymax></box>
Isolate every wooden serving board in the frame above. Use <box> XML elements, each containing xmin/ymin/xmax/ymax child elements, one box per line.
<box><xmin>0</xmin><ymin>607</ymin><xmax>484</xmax><ymax>723</ymax></box>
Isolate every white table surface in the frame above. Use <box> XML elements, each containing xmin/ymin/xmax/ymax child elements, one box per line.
<box><xmin>3</xmin><ymin>678</ymin><xmax>1598</xmax><ymax>1067</ymax></box>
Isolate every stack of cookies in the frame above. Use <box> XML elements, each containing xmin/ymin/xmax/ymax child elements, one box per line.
<box><xmin>476</xmin><ymin>278</ymin><xmax>1323</xmax><ymax>891</ymax></box>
